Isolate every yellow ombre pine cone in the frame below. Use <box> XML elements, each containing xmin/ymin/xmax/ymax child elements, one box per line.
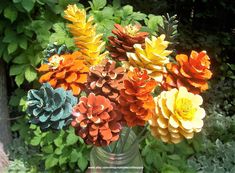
<box><xmin>149</xmin><ymin>87</ymin><xmax>206</xmax><ymax>144</ymax></box>
<box><xmin>64</xmin><ymin>4</ymin><xmax>107</xmax><ymax>66</ymax></box>
<box><xmin>126</xmin><ymin>35</ymin><xmax>172</xmax><ymax>82</ymax></box>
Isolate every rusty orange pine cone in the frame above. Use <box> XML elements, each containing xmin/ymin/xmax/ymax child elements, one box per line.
<box><xmin>107</xmin><ymin>24</ymin><xmax>149</xmax><ymax>61</ymax></box>
<box><xmin>162</xmin><ymin>51</ymin><xmax>212</xmax><ymax>94</ymax></box>
<box><xmin>119</xmin><ymin>68</ymin><xmax>157</xmax><ymax>127</ymax></box>
<box><xmin>87</xmin><ymin>58</ymin><xmax>126</xmax><ymax>103</ymax></box>
<box><xmin>38</xmin><ymin>51</ymin><xmax>89</xmax><ymax>95</ymax></box>
<box><xmin>71</xmin><ymin>93</ymin><xmax>122</xmax><ymax>146</ymax></box>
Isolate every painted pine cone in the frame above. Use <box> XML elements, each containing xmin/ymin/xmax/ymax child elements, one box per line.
<box><xmin>126</xmin><ymin>35</ymin><xmax>172</xmax><ymax>82</ymax></box>
<box><xmin>71</xmin><ymin>93</ymin><xmax>122</xmax><ymax>146</ymax></box>
<box><xmin>107</xmin><ymin>24</ymin><xmax>149</xmax><ymax>61</ymax></box>
<box><xmin>27</xmin><ymin>83</ymin><xmax>77</xmax><ymax>130</ymax></box>
<box><xmin>87</xmin><ymin>58</ymin><xmax>126</xmax><ymax>103</ymax></box>
<box><xmin>161</xmin><ymin>51</ymin><xmax>212</xmax><ymax>94</ymax></box>
<box><xmin>119</xmin><ymin>68</ymin><xmax>157</xmax><ymax>127</ymax></box>
<box><xmin>149</xmin><ymin>87</ymin><xmax>206</xmax><ymax>144</ymax></box>
<box><xmin>64</xmin><ymin>4</ymin><xmax>107</xmax><ymax>66</ymax></box>
<box><xmin>38</xmin><ymin>51</ymin><xmax>89</xmax><ymax>95</ymax></box>
<box><xmin>43</xmin><ymin>43</ymin><xmax>72</xmax><ymax>62</ymax></box>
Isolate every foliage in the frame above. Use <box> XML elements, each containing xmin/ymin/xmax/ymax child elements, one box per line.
<box><xmin>188</xmin><ymin>139</ymin><xmax>235</xmax><ymax>173</ymax></box>
<box><xmin>11</xmin><ymin>117</ymin><xmax>91</xmax><ymax>172</ymax></box>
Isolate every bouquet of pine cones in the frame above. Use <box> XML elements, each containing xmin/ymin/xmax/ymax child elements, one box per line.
<box><xmin>26</xmin><ymin>4</ymin><xmax>212</xmax><ymax>148</ymax></box>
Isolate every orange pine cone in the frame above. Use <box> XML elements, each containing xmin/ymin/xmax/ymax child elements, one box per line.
<box><xmin>162</xmin><ymin>51</ymin><xmax>212</xmax><ymax>94</ymax></box>
<box><xmin>107</xmin><ymin>24</ymin><xmax>149</xmax><ymax>61</ymax></box>
<box><xmin>71</xmin><ymin>93</ymin><xmax>123</xmax><ymax>146</ymax></box>
<box><xmin>38</xmin><ymin>51</ymin><xmax>89</xmax><ymax>95</ymax></box>
<box><xmin>119</xmin><ymin>68</ymin><xmax>157</xmax><ymax>127</ymax></box>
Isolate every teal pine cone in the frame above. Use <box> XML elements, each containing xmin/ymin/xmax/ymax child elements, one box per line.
<box><xmin>26</xmin><ymin>83</ymin><xmax>77</xmax><ymax>130</ymax></box>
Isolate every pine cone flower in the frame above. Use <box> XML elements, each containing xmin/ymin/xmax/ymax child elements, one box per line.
<box><xmin>38</xmin><ymin>51</ymin><xmax>89</xmax><ymax>95</ymax></box>
<box><xmin>126</xmin><ymin>35</ymin><xmax>172</xmax><ymax>82</ymax></box>
<box><xmin>71</xmin><ymin>93</ymin><xmax>122</xmax><ymax>146</ymax></box>
<box><xmin>64</xmin><ymin>4</ymin><xmax>107</xmax><ymax>66</ymax></box>
<box><xmin>162</xmin><ymin>51</ymin><xmax>212</xmax><ymax>94</ymax></box>
<box><xmin>149</xmin><ymin>87</ymin><xmax>206</xmax><ymax>144</ymax></box>
<box><xmin>87</xmin><ymin>58</ymin><xmax>126</xmax><ymax>103</ymax></box>
<box><xmin>27</xmin><ymin>83</ymin><xmax>77</xmax><ymax>130</ymax></box>
<box><xmin>107</xmin><ymin>24</ymin><xmax>149</xmax><ymax>61</ymax></box>
<box><xmin>119</xmin><ymin>68</ymin><xmax>157</xmax><ymax>127</ymax></box>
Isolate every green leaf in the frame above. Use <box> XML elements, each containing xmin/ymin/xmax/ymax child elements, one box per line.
<box><xmin>147</xmin><ymin>15</ymin><xmax>163</xmax><ymax>31</ymax></box>
<box><xmin>8</xmin><ymin>42</ymin><xmax>18</xmax><ymax>54</ymax></box>
<box><xmin>25</xmin><ymin>66</ymin><xmax>37</xmax><ymax>82</ymax></box>
<box><xmin>10</xmin><ymin>64</ymin><xmax>27</xmax><ymax>76</ymax></box>
<box><xmin>15</xmin><ymin>73</ymin><xmax>24</xmax><ymax>86</ymax></box>
<box><xmin>45</xmin><ymin>155</ymin><xmax>58</xmax><ymax>169</ymax></box>
<box><xmin>131</xmin><ymin>12</ymin><xmax>147</xmax><ymax>20</ymax></box>
<box><xmin>54</xmin><ymin>136</ymin><xmax>63</xmax><ymax>147</ymax></box>
<box><xmin>13</xmin><ymin>54</ymin><xmax>29</xmax><ymax>64</ymax></box>
<box><xmin>55</xmin><ymin>147</ymin><xmax>63</xmax><ymax>155</ymax></box>
<box><xmin>112</xmin><ymin>0</ymin><xmax>120</xmax><ymax>9</ymax></box>
<box><xmin>92</xmin><ymin>0</ymin><xmax>107</xmax><ymax>10</ymax></box>
<box><xmin>101</xmin><ymin>7</ymin><xmax>114</xmax><ymax>19</ymax></box>
<box><xmin>42</xmin><ymin>145</ymin><xmax>54</xmax><ymax>154</ymax></box>
<box><xmin>30</xmin><ymin>136</ymin><xmax>41</xmax><ymax>146</ymax></box>
<box><xmin>4</xmin><ymin>6</ymin><xmax>18</xmax><ymax>23</ymax></box>
<box><xmin>70</xmin><ymin>149</ymin><xmax>82</xmax><ymax>162</ymax></box>
<box><xmin>123</xmin><ymin>5</ymin><xmax>133</xmax><ymax>16</ymax></box>
<box><xmin>77</xmin><ymin>157</ymin><xmax>88</xmax><ymax>171</ymax></box>
<box><xmin>19</xmin><ymin>38</ymin><xmax>28</xmax><ymax>49</ymax></box>
<box><xmin>66</xmin><ymin>133</ymin><xmax>79</xmax><ymax>145</ymax></box>
<box><xmin>59</xmin><ymin>156</ymin><xmax>67</xmax><ymax>166</ymax></box>
<box><xmin>21</xmin><ymin>0</ymin><xmax>35</xmax><ymax>12</ymax></box>
<box><xmin>3</xmin><ymin>29</ymin><xmax>17</xmax><ymax>43</ymax></box>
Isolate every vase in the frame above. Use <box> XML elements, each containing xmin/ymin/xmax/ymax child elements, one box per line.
<box><xmin>89</xmin><ymin>128</ymin><xmax>143</xmax><ymax>173</ymax></box>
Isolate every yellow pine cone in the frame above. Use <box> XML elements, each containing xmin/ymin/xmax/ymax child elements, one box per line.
<box><xmin>64</xmin><ymin>4</ymin><xmax>107</xmax><ymax>66</ymax></box>
<box><xmin>126</xmin><ymin>35</ymin><xmax>172</xmax><ymax>82</ymax></box>
<box><xmin>149</xmin><ymin>87</ymin><xmax>206</xmax><ymax>144</ymax></box>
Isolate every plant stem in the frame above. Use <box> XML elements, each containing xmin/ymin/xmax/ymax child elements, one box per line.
<box><xmin>120</xmin><ymin>127</ymin><xmax>131</xmax><ymax>153</ymax></box>
<box><xmin>130</xmin><ymin>124</ymin><xmax>149</xmax><ymax>147</ymax></box>
<box><xmin>111</xmin><ymin>140</ymin><xmax>119</xmax><ymax>153</ymax></box>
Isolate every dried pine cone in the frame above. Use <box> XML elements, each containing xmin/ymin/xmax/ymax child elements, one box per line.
<box><xmin>72</xmin><ymin>93</ymin><xmax>122</xmax><ymax>146</ymax></box>
<box><xmin>87</xmin><ymin>58</ymin><xmax>126</xmax><ymax>103</ymax></box>
<box><xmin>161</xmin><ymin>51</ymin><xmax>212</xmax><ymax>94</ymax></box>
<box><xmin>119</xmin><ymin>68</ymin><xmax>157</xmax><ymax>127</ymax></box>
<box><xmin>107</xmin><ymin>24</ymin><xmax>149</xmax><ymax>61</ymax></box>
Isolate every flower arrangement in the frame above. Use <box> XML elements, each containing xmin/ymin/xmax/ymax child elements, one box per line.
<box><xmin>26</xmin><ymin>3</ymin><xmax>212</xmax><ymax>158</ymax></box>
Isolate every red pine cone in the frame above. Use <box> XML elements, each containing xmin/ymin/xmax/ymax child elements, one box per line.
<box><xmin>119</xmin><ymin>68</ymin><xmax>157</xmax><ymax>127</ymax></box>
<box><xmin>71</xmin><ymin>93</ymin><xmax>122</xmax><ymax>146</ymax></box>
<box><xmin>87</xmin><ymin>58</ymin><xmax>126</xmax><ymax>103</ymax></box>
<box><xmin>107</xmin><ymin>24</ymin><xmax>149</xmax><ymax>61</ymax></box>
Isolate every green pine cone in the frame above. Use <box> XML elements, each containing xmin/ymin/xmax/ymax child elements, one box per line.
<box><xmin>26</xmin><ymin>83</ymin><xmax>77</xmax><ymax>131</ymax></box>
